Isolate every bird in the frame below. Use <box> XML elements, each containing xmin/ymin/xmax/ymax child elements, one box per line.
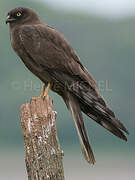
<box><xmin>6</xmin><ymin>7</ymin><xmax>129</xmax><ymax>165</ymax></box>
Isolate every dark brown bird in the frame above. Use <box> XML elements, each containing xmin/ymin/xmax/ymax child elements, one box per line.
<box><xmin>6</xmin><ymin>7</ymin><xmax>129</xmax><ymax>165</ymax></box>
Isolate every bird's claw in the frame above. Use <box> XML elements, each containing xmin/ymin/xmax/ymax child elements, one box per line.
<box><xmin>31</xmin><ymin>97</ymin><xmax>41</xmax><ymax>101</ymax></box>
<box><xmin>31</xmin><ymin>94</ymin><xmax>47</xmax><ymax>101</ymax></box>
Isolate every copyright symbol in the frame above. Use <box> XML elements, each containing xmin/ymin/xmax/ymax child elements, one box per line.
<box><xmin>11</xmin><ymin>81</ymin><xmax>21</xmax><ymax>90</ymax></box>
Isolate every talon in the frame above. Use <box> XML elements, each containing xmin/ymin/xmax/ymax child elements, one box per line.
<box><xmin>31</xmin><ymin>83</ymin><xmax>50</xmax><ymax>100</ymax></box>
<box><xmin>32</xmin><ymin>97</ymin><xmax>40</xmax><ymax>100</ymax></box>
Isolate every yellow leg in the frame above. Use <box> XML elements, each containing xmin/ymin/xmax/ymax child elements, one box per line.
<box><xmin>40</xmin><ymin>84</ymin><xmax>46</xmax><ymax>98</ymax></box>
<box><xmin>44</xmin><ymin>83</ymin><xmax>51</xmax><ymax>98</ymax></box>
<box><xmin>32</xmin><ymin>83</ymin><xmax>46</xmax><ymax>100</ymax></box>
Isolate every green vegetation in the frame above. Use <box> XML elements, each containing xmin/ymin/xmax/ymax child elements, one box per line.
<box><xmin>0</xmin><ymin>0</ymin><xmax>134</xmax><ymax>150</ymax></box>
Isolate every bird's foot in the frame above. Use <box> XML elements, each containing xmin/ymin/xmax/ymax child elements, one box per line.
<box><xmin>31</xmin><ymin>83</ymin><xmax>46</xmax><ymax>100</ymax></box>
<box><xmin>31</xmin><ymin>97</ymin><xmax>41</xmax><ymax>101</ymax></box>
<box><xmin>31</xmin><ymin>83</ymin><xmax>50</xmax><ymax>100</ymax></box>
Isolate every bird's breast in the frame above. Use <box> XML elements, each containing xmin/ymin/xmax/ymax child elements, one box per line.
<box><xmin>10</xmin><ymin>28</ymin><xmax>22</xmax><ymax>53</ymax></box>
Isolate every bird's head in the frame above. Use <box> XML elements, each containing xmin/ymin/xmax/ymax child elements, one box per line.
<box><xmin>6</xmin><ymin>7</ymin><xmax>40</xmax><ymax>27</ymax></box>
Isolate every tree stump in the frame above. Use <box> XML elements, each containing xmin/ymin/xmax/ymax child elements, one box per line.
<box><xmin>20</xmin><ymin>95</ymin><xmax>65</xmax><ymax>180</ymax></box>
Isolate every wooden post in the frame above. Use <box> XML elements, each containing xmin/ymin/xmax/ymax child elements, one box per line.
<box><xmin>20</xmin><ymin>95</ymin><xmax>65</xmax><ymax>180</ymax></box>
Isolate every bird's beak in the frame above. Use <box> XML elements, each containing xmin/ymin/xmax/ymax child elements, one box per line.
<box><xmin>6</xmin><ymin>15</ymin><xmax>16</xmax><ymax>24</ymax></box>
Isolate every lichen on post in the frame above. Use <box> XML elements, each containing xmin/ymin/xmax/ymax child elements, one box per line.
<box><xmin>20</xmin><ymin>95</ymin><xmax>65</xmax><ymax>180</ymax></box>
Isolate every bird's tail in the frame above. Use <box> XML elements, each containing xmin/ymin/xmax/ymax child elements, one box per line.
<box><xmin>64</xmin><ymin>92</ymin><xmax>95</xmax><ymax>165</ymax></box>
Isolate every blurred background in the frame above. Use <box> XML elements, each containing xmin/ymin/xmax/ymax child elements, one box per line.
<box><xmin>0</xmin><ymin>0</ymin><xmax>135</xmax><ymax>179</ymax></box>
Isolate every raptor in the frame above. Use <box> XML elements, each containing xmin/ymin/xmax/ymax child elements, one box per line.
<box><xmin>6</xmin><ymin>7</ymin><xmax>129</xmax><ymax>165</ymax></box>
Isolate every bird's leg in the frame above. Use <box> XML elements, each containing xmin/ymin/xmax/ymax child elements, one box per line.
<box><xmin>32</xmin><ymin>83</ymin><xmax>46</xmax><ymax>100</ymax></box>
<box><xmin>40</xmin><ymin>83</ymin><xmax>46</xmax><ymax>98</ymax></box>
<box><xmin>32</xmin><ymin>83</ymin><xmax>50</xmax><ymax>100</ymax></box>
<box><xmin>43</xmin><ymin>82</ymin><xmax>51</xmax><ymax>98</ymax></box>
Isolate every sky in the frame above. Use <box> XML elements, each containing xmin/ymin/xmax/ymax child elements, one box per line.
<box><xmin>42</xmin><ymin>0</ymin><xmax>135</xmax><ymax>18</ymax></box>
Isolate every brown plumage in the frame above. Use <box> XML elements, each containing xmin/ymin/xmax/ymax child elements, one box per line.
<box><xmin>6</xmin><ymin>7</ymin><xmax>129</xmax><ymax>165</ymax></box>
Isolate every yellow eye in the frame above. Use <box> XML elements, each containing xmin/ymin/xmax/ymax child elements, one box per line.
<box><xmin>16</xmin><ymin>12</ymin><xmax>22</xmax><ymax>17</ymax></box>
<box><xmin>7</xmin><ymin>15</ymin><xmax>10</xmax><ymax>19</ymax></box>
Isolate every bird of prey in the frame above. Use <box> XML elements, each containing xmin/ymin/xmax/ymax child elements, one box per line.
<box><xmin>6</xmin><ymin>7</ymin><xmax>129</xmax><ymax>165</ymax></box>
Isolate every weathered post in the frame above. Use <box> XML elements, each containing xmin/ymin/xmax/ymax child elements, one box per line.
<box><xmin>20</xmin><ymin>95</ymin><xmax>65</xmax><ymax>180</ymax></box>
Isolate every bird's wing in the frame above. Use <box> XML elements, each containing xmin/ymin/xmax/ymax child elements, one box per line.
<box><xmin>18</xmin><ymin>24</ymin><xmax>129</xmax><ymax>141</ymax></box>
<box><xmin>43</xmin><ymin>67</ymin><xmax>129</xmax><ymax>141</ymax></box>
<box><xmin>19</xmin><ymin>24</ymin><xmax>98</xmax><ymax>89</ymax></box>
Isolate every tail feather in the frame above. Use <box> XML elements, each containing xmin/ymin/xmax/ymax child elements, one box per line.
<box><xmin>65</xmin><ymin>92</ymin><xmax>96</xmax><ymax>165</ymax></box>
<box><xmin>70</xmin><ymin>83</ymin><xmax>129</xmax><ymax>138</ymax></box>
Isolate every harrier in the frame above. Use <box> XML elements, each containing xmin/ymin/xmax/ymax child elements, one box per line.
<box><xmin>6</xmin><ymin>7</ymin><xmax>129</xmax><ymax>165</ymax></box>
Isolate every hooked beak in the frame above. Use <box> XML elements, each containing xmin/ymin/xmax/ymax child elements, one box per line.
<box><xmin>6</xmin><ymin>15</ymin><xmax>16</xmax><ymax>24</ymax></box>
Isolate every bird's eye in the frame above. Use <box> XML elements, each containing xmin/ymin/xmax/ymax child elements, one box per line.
<box><xmin>16</xmin><ymin>12</ymin><xmax>22</xmax><ymax>17</ymax></box>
